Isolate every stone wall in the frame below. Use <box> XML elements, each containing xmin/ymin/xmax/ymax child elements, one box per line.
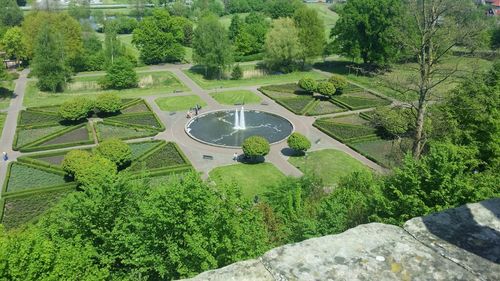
<box><xmin>181</xmin><ymin>198</ymin><xmax>500</xmax><ymax>281</ymax></box>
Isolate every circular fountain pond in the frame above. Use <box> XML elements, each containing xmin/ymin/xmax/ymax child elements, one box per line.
<box><xmin>185</xmin><ymin>108</ymin><xmax>294</xmax><ymax>148</ymax></box>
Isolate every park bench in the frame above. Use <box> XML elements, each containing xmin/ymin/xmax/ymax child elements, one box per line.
<box><xmin>261</xmin><ymin>101</ymin><xmax>269</xmax><ymax>106</ymax></box>
<box><xmin>203</xmin><ymin>155</ymin><xmax>214</xmax><ymax>160</ymax></box>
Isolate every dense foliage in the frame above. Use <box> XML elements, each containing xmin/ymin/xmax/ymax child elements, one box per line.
<box><xmin>328</xmin><ymin>75</ymin><xmax>348</xmax><ymax>93</ymax></box>
<box><xmin>293</xmin><ymin>6</ymin><xmax>325</xmax><ymax>65</ymax></box>
<box><xmin>99</xmin><ymin>58</ymin><xmax>138</xmax><ymax>90</ymax></box>
<box><xmin>316</xmin><ymin>81</ymin><xmax>335</xmax><ymax>97</ymax></box>
<box><xmin>94</xmin><ymin>138</ymin><xmax>132</xmax><ymax>168</ymax></box>
<box><xmin>298</xmin><ymin>77</ymin><xmax>317</xmax><ymax>94</ymax></box>
<box><xmin>287</xmin><ymin>132</ymin><xmax>311</xmax><ymax>154</ymax></box>
<box><xmin>242</xmin><ymin>136</ymin><xmax>270</xmax><ymax>159</ymax></box>
<box><xmin>62</xmin><ymin>149</ymin><xmax>92</xmax><ymax>177</ymax></box>
<box><xmin>132</xmin><ymin>9</ymin><xmax>186</xmax><ymax>64</ymax></box>
<box><xmin>95</xmin><ymin>93</ymin><xmax>122</xmax><ymax>113</ymax></box>
<box><xmin>264</xmin><ymin>18</ymin><xmax>302</xmax><ymax>72</ymax></box>
<box><xmin>58</xmin><ymin>97</ymin><xmax>94</xmax><ymax>121</ymax></box>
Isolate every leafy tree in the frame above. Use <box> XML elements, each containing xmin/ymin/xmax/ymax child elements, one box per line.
<box><xmin>242</xmin><ymin>136</ymin><xmax>270</xmax><ymax>159</ymax></box>
<box><xmin>330</xmin><ymin>0</ymin><xmax>401</xmax><ymax>66</ymax></box>
<box><xmin>328</xmin><ymin>74</ymin><xmax>348</xmax><ymax>93</ymax></box>
<box><xmin>0</xmin><ymin>0</ymin><xmax>23</xmax><ymax>27</ymax></box>
<box><xmin>171</xmin><ymin>16</ymin><xmax>194</xmax><ymax>46</ymax></box>
<box><xmin>287</xmin><ymin>132</ymin><xmax>311</xmax><ymax>154</ymax></box>
<box><xmin>371</xmin><ymin>142</ymin><xmax>500</xmax><ymax>225</ymax></box>
<box><xmin>73</xmin><ymin>155</ymin><xmax>117</xmax><ymax>188</ymax></box>
<box><xmin>228</xmin><ymin>14</ymin><xmax>243</xmax><ymax>41</ymax></box>
<box><xmin>62</xmin><ymin>149</ymin><xmax>93</xmax><ymax>177</ymax></box>
<box><xmin>68</xmin><ymin>0</ymin><xmax>91</xmax><ymax>20</ymax></box>
<box><xmin>193</xmin><ymin>0</ymin><xmax>224</xmax><ymax>16</ymax></box>
<box><xmin>95</xmin><ymin>93</ymin><xmax>121</xmax><ymax>114</ymax></box>
<box><xmin>293</xmin><ymin>6</ymin><xmax>326</xmax><ymax>66</ymax></box>
<box><xmin>265</xmin><ymin>0</ymin><xmax>303</xmax><ymax>19</ymax></box>
<box><xmin>106</xmin><ymin>16</ymin><xmax>138</xmax><ymax>34</ymax></box>
<box><xmin>298</xmin><ymin>77</ymin><xmax>317</xmax><ymax>94</ymax></box>
<box><xmin>94</xmin><ymin>138</ymin><xmax>132</xmax><ymax>168</ymax></box>
<box><xmin>58</xmin><ymin>97</ymin><xmax>94</xmax><ymax>121</ymax></box>
<box><xmin>132</xmin><ymin>9</ymin><xmax>185</xmax><ymax>64</ymax></box>
<box><xmin>192</xmin><ymin>14</ymin><xmax>233</xmax><ymax>79</ymax></box>
<box><xmin>72</xmin><ymin>31</ymin><xmax>105</xmax><ymax>72</ymax></box>
<box><xmin>99</xmin><ymin>58</ymin><xmax>138</xmax><ymax>90</ymax></box>
<box><xmin>316</xmin><ymin>81</ymin><xmax>335</xmax><ymax>97</ymax></box>
<box><xmin>393</xmin><ymin>0</ymin><xmax>488</xmax><ymax>158</ymax></box>
<box><xmin>440</xmin><ymin>63</ymin><xmax>500</xmax><ymax>168</ymax></box>
<box><xmin>231</xmin><ymin>64</ymin><xmax>243</xmax><ymax>80</ymax></box>
<box><xmin>371</xmin><ymin>106</ymin><xmax>413</xmax><ymax>140</ymax></box>
<box><xmin>264</xmin><ymin>18</ymin><xmax>302</xmax><ymax>73</ymax></box>
<box><xmin>0</xmin><ymin>26</ymin><xmax>26</xmax><ymax>66</ymax></box>
<box><xmin>31</xmin><ymin>26</ymin><xmax>71</xmax><ymax>92</ymax></box>
<box><xmin>491</xmin><ymin>26</ymin><xmax>500</xmax><ymax>50</ymax></box>
<box><xmin>317</xmin><ymin>171</ymin><xmax>376</xmax><ymax>235</ymax></box>
<box><xmin>22</xmin><ymin>12</ymin><xmax>83</xmax><ymax>64</ymax></box>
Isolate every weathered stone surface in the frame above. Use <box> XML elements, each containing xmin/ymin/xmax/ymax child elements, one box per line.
<box><xmin>181</xmin><ymin>199</ymin><xmax>500</xmax><ymax>281</ymax></box>
<box><xmin>404</xmin><ymin>198</ymin><xmax>500</xmax><ymax>281</ymax></box>
<box><xmin>181</xmin><ymin>259</ymin><xmax>273</xmax><ymax>281</ymax></box>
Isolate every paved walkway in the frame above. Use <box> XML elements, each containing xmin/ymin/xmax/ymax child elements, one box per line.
<box><xmin>0</xmin><ymin>64</ymin><xmax>387</xmax><ymax>189</ymax></box>
<box><xmin>0</xmin><ymin>69</ymin><xmax>29</xmax><ymax>188</ymax></box>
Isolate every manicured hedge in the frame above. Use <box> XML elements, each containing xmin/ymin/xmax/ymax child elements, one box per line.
<box><xmin>3</xmin><ymin>162</ymin><xmax>67</xmax><ymax>194</ymax></box>
<box><xmin>129</xmin><ymin>140</ymin><xmax>163</xmax><ymax>160</ymax></box>
<box><xmin>129</xmin><ymin>142</ymin><xmax>190</xmax><ymax>172</ymax></box>
<box><xmin>260</xmin><ymin>83</ymin><xmax>304</xmax><ymax>94</ymax></box>
<box><xmin>107</xmin><ymin>113</ymin><xmax>164</xmax><ymax>131</ymax></box>
<box><xmin>275</xmin><ymin>96</ymin><xmax>315</xmax><ymax>115</ymax></box>
<box><xmin>314</xmin><ymin>121</ymin><xmax>378</xmax><ymax>142</ymax></box>
<box><xmin>120</xmin><ymin>99</ymin><xmax>151</xmax><ymax>113</ymax></box>
<box><xmin>14</xmin><ymin>125</ymin><xmax>67</xmax><ymax>150</ymax></box>
<box><xmin>18</xmin><ymin>110</ymin><xmax>63</xmax><ymax>126</ymax></box>
<box><xmin>20</xmin><ymin>124</ymin><xmax>94</xmax><ymax>152</ymax></box>
<box><xmin>0</xmin><ymin>186</ymin><xmax>75</xmax><ymax>230</ymax></box>
<box><xmin>333</xmin><ymin>95</ymin><xmax>391</xmax><ymax>110</ymax></box>
<box><xmin>306</xmin><ymin>100</ymin><xmax>347</xmax><ymax>116</ymax></box>
<box><xmin>95</xmin><ymin>121</ymin><xmax>158</xmax><ymax>141</ymax></box>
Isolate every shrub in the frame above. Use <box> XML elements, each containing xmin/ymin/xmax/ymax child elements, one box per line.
<box><xmin>231</xmin><ymin>65</ymin><xmax>243</xmax><ymax>80</ymax></box>
<box><xmin>298</xmin><ymin>77</ymin><xmax>317</xmax><ymax>94</ymax></box>
<box><xmin>74</xmin><ymin>155</ymin><xmax>117</xmax><ymax>187</ymax></box>
<box><xmin>242</xmin><ymin>136</ymin><xmax>270</xmax><ymax>159</ymax></box>
<box><xmin>94</xmin><ymin>138</ymin><xmax>132</xmax><ymax>168</ymax></box>
<box><xmin>316</xmin><ymin>81</ymin><xmax>336</xmax><ymax>97</ymax></box>
<box><xmin>328</xmin><ymin>74</ymin><xmax>348</xmax><ymax>93</ymax></box>
<box><xmin>95</xmin><ymin>93</ymin><xmax>122</xmax><ymax>113</ymax></box>
<box><xmin>61</xmin><ymin>150</ymin><xmax>92</xmax><ymax>177</ymax></box>
<box><xmin>58</xmin><ymin>97</ymin><xmax>94</xmax><ymax>121</ymax></box>
<box><xmin>287</xmin><ymin>132</ymin><xmax>311</xmax><ymax>154</ymax></box>
<box><xmin>99</xmin><ymin>58</ymin><xmax>138</xmax><ymax>90</ymax></box>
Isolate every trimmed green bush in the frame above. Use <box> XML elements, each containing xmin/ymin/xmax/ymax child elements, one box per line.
<box><xmin>96</xmin><ymin>93</ymin><xmax>122</xmax><ymax>113</ymax></box>
<box><xmin>298</xmin><ymin>77</ymin><xmax>317</xmax><ymax>94</ymax></box>
<box><xmin>287</xmin><ymin>132</ymin><xmax>311</xmax><ymax>154</ymax></box>
<box><xmin>61</xmin><ymin>150</ymin><xmax>92</xmax><ymax>177</ymax></box>
<box><xmin>328</xmin><ymin>74</ymin><xmax>348</xmax><ymax>93</ymax></box>
<box><xmin>99</xmin><ymin>58</ymin><xmax>138</xmax><ymax>90</ymax></box>
<box><xmin>94</xmin><ymin>138</ymin><xmax>132</xmax><ymax>168</ymax></box>
<box><xmin>316</xmin><ymin>81</ymin><xmax>336</xmax><ymax>97</ymax></box>
<box><xmin>74</xmin><ymin>155</ymin><xmax>117</xmax><ymax>187</ymax></box>
<box><xmin>242</xmin><ymin>136</ymin><xmax>270</xmax><ymax>159</ymax></box>
<box><xmin>58</xmin><ymin>97</ymin><xmax>94</xmax><ymax>121</ymax></box>
<box><xmin>231</xmin><ymin>65</ymin><xmax>243</xmax><ymax>80</ymax></box>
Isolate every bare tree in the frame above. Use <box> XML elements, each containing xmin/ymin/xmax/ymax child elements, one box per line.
<box><xmin>394</xmin><ymin>0</ymin><xmax>485</xmax><ymax>158</ymax></box>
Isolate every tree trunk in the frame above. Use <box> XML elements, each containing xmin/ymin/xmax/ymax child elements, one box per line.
<box><xmin>412</xmin><ymin>96</ymin><xmax>426</xmax><ymax>158</ymax></box>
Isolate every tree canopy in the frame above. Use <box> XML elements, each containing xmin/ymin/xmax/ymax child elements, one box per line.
<box><xmin>264</xmin><ymin>18</ymin><xmax>302</xmax><ymax>73</ymax></box>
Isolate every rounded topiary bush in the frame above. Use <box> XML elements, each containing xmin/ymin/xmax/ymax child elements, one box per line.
<box><xmin>95</xmin><ymin>93</ymin><xmax>122</xmax><ymax>113</ymax></box>
<box><xmin>316</xmin><ymin>81</ymin><xmax>336</xmax><ymax>97</ymax></box>
<box><xmin>74</xmin><ymin>155</ymin><xmax>117</xmax><ymax>187</ymax></box>
<box><xmin>94</xmin><ymin>138</ymin><xmax>132</xmax><ymax>168</ymax></box>
<box><xmin>287</xmin><ymin>132</ymin><xmax>311</xmax><ymax>154</ymax></box>
<box><xmin>328</xmin><ymin>74</ymin><xmax>348</xmax><ymax>93</ymax></box>
<box><xmin>59</xmin><ymin>97</ymin><xmax>94</xmax><ymax>121</ymax></box>
<box><xmin>62</xmin><ymin>150</ymin><xmax>92</xmax><ymax>177</ymax></box>
<box><xmin>242</xmin><ymin>136</ymin><xmax>270</xmax><ymax>160</ymax></box>
<box><xmin>298</xmin><ymin>77</ymin><xmax>317</xmax><ymax>94</ymax></box>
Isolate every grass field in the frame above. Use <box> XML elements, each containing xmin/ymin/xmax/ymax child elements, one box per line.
<box><xmin>314</xmin><ymin>56</ymin><xmax>493</xmax><ymax>102</ymax></box>
<box><xmin>210</xmin><ymin>90</ymin><xmax>262</xmax><ymax>105</ymax></box>
<box><xmin>209</xmin><ymin>163</ymin><xmax>286</xmax><ymax>199</ymax></box>
<box><xmin>0</xmin><ymin>80</ymin><xmax>14</xmax><ymax>110</ymax></box>
<box><xmin>0</xmin><ymin>113</ymin><xmax>6</xmax><ymax>136</ymax></box>
<box><xmin>184</xmin><ymin>65</ymin><xmax>328</xmax><ymax>90</ymax></box>
<box><xmin>155</xmin><ymin>95</ymin><xmax>207</xmax><ymax>112</ymax></box>
<box><xmin>288</xmin><ymin>149</ymin><xmax>370</xmax><ymax>187</ymax></box>
<box><xmin>24</xmin><ymin>70</ymin><xmax>189</xmax><ymax>107</ymax></box>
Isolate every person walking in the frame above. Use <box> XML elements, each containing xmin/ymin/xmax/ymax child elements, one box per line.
<box><xmin>2</xmin><ymin>152</ymin><xmax>7</xmax><ymax>161</ymax></box>
<box><xmin>233</xmin><ymin>152</ymin><xmax>238</xmax><ymax>161</ymax></box>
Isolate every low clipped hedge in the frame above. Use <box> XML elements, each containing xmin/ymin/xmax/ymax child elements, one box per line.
<box><xmin>106</xmin><ymin>112</ymin><xmax>165</xmax><ymax>131</ymax></box>
<box><xmin>314</xmin><ymin>120</ymin><xmax>378</xmax><ymax>142</ymax></box>
<box><xmin>19</xmin><ymin>123</ymin><xmax>94</xmax><ymax>152</ymax></box>
<box><xmin>129</xmin><ymin>142</ymin><xmax>191</xmax><ymax>173</ymax></box>
<box><xmin>95</xmin><ymin>121</ymin><xmax>158</xmax><ymax>142</ymax></box>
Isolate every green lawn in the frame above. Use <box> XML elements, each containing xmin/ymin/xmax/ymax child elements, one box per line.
<box><xmin>155</xmin><ymin>95</ymin><xmax>207</xmax><ymax>112</ymax></box>
<box><xmin>118</xmin><ymin>34</ymin><xmax>140</xmax><ymax>58</ymax></box>
<box><xmin>0</xmin><ymin>80</ymin><xmax>14</xmax><ymax>110</ymax></box>
<box><xmin>314</xmin><ymin>56</ymin><xmax>493</xmax><ymax>102</ymax></box>
<box><xmin>24</xmin><ymin>70</ymin><xmax>189</xmax><ymax>107</ymax></box>
<box><xmin>209</xmin><ymin>163</ymin><xmax>286</xmax><ymax>199</ymax></box>
<box><xmin>210</xmin><ymin>90</ymin><xmax>262</xmax><ymax>105</ymax></box>
<box><xmin>184</xmin><ymin>66</ymin><xmax>328</xmax><ymax>90</ymax></box>
<box><xmin>288</xmin><ymin>149</ymin><xmax>370</xmax><ymax>187</ymax></box>
<box><xmin>0</xmin><ymin>113</ymin><xmax>6</xmax><ymax>135</ymax></box>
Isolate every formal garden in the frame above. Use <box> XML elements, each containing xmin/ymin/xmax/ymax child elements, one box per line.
<box><xmin>0</xmin><ymin>95</ymin><xmax>192</xmax><ymax>229</ymax></box>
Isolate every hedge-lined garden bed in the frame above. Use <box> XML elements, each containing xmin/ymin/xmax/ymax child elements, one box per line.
<box><xmin>1</xmin><ymin>140</ymin><xmax>192</xmax><ymax>230</ymax></box>
<box><xmin>13</xmin><ymin>98</ymin><xmax>165</xmax><ymax>152</ymax></box>
<box><xmin>314</xmin><ymin>113</ymin><xmax>408</xmax><ymax>168</ymax></box>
